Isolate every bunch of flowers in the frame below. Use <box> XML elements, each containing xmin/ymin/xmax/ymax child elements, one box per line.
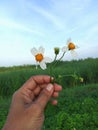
<box><xmin>31</xmin><ymin>38</ymin><xmax>83</xmax><ymax>84</ymax></box>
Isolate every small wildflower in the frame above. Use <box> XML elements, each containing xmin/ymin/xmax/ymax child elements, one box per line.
<box><xmin>62</xmin><ymin>38</ymin><xmax>78</xmax><ymax>57</ymax></box>
<box><xmin>54</xmin><ymin>47</ymin><xmax>60</xmax><ymax>55</ymax></box>
<box><xmin>58</xmin><ymin>75</ymin><xmax>62</xmax><ymax>78</ymax></box>
<box><xmin>31</xmin><ymin>46</ymin><xmax>52</xmax><ymax>70</ymax></box>
<box><xmin>50</xmin><ymin>77</ymin><xmax>55</xmax><ymax>83</ymax></box>
<box><xmin>79</xmin><ymin>77</ymin><xmax>84</xmax><ymax>83</ymax></box>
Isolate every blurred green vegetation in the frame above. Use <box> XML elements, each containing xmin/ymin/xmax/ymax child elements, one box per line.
<box><xmin>44</xmin><ymin>84</ymin><xmax>98</xmax><ymax>130</ymax></box>
<box><xmin>0</xmin><ymin>58</ymin><xmax>98</xmax><ymax>129</ymax></box>
<box><xmin>0</xmin><ymin>58</ymin><xmax>98</xmax><ymax>97</ymax></box>
<box><xmin>1</xmin><ymin>84</ymin><xmax>98</xmax><ymax>130</ymax></box>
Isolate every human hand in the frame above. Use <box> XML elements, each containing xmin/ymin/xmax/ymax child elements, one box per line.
<box><xmin>2</xmin><ymin>75</ymin><xmax>62</xmax><ymax>130</ymax></box>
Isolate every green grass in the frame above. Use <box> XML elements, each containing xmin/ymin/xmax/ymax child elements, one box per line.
<box><xmin>0</xmin><ymin>58</ymin><xmax>98</xmax><ymax>97</ymax></box>
<box><xmin>0</xmin><ymin>58</ymin><xmax>98</xmax><ymax>129</ymax></box>
<box><xmin>44</xmin><ymin>84</ymin><xmax>98</xmax><ymax>130</ymax></box>
<box><xmin>0</xmin><ymin>97</ymin><xmax>11</xmax><ymax>130</ymax></box>
<box><xmin>0</xmin><ymin>84</ymin><xmax>98</xmax><ymax>130</ymax></box>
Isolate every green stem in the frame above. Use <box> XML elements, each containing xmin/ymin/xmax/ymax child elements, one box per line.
<box><xmin>58</xmin><ymin>52</ymin><xmax>66</xmax><ymax>61</ymax></box>
<box><xmin>51</xmin><ymin>51</ymin><xmax>66</xmax><ymax>69</ymax></box>
<box><xmin>48</xmin><ymin>54</ymin><xmax>57</xmax><ymax>77</ymax></box>
<box><xmin>48</xmin><ymin>51</ymin><xmax>66</xmax><ymax>78</ymax></box>
<box><xmin>53</xmin><ymin>54</ymin><xmax>57</xmax><ymax>62</ymax></box>
<box><xmin>58</xmin><ymin>74</ymin><xmax>74</xmax><ymax>78</ymax></box>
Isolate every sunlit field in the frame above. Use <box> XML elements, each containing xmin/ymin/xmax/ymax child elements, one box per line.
<box><xmin>0</xmin><ymin>58</ymin><xmax>98</xmax><ymax>130</ymax></box>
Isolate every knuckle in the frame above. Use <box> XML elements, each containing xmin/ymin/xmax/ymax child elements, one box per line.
<box><xmin>12</xmin><ymin>90</ymin><xmax>20</xmax><ymax>100</ymax></box>
<box><xmin>12</xmin><ymin>91</ymin><xmax>18</xmax><ymax>98</ymax></box>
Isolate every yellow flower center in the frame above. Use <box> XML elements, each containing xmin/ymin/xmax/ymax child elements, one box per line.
<box><xmin>35</xmin><ymin>54</ymin><xmax>44</xmax><ymax>62</ymax></box>
<box><xmin>68</xmin><ymin>42</ymin><xmax>75</xmax><ymax>50</ymax></box>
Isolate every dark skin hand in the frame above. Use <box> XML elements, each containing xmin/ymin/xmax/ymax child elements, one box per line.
<box><xmin>2</xmin><ymin>75</ymin><xmax>62</xmax><ymax>130</ymax></box>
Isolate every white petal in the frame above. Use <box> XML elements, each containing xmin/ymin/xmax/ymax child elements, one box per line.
<box><xmin>67</xmin><ymin>38</ymin><xmax>71</xmax><ymax>44</ymax></box>
<box><xmin>31</xmin><ymin>47</ymin><xmax>38</xmax><ymax>56</ymax></box>
<box><xmin>62</xmin><ymin>46</ymin><xmax>68</xmax><ymax>52</ymax></box>
<box><xmin>70</xmin><ymin>50</ymin><xmax>78</xmax><ymax>57</ymax></box>
<box><xmin>38</xmin><ymin>46</ymin><xmax>45</xmax><ymax>54</ymax></box>
<box><xmin>75</xmin><ymin>45</ymin><xmax>79</xmax><ymax>49</ymax></box>
<box><xmin>43</xmin><ymin>57</ymin><xmax>52</xmax><ymax>63</ymax></box>
<box><xmin>40</xmin><ymin>61</ymin><xmax>47</xmax><ymax>70</ymax></box>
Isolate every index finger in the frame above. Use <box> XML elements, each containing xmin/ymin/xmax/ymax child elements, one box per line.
<box><xmin>22</xmin><ymin>75</ymin><xmax>51</xmax><ymax>90</ymax></box>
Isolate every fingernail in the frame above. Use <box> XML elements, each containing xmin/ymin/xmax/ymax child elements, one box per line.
<box><xmin>46</xmin><ymin>84</ymin><xmax>53</xmax><ymax>91</ymax></box>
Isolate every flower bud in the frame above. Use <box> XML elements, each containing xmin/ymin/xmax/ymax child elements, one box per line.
<box><xmin>58</xmin><ymin>75</ymin><xmax>62</xmax><ymax>78</ymax></box>
<box><xmin>50</xmin><ymin>77</ymin><xmax>55</xmax><ymax>84</ymax></box>
<box><xmin>54</xmin><ymin>47</ymin><xmax>60</xmax><ymax>55</ymax></box>
<box><xmin>79</xmin><ymin>77</ymin><xmax>84</xmax><ymax>83</ymax></box>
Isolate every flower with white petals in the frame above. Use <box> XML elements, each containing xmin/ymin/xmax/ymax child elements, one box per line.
<box><xmin>31</xmin><ymin>46</ymin><xmax>52</xmax><ymax>70</ymax></box>
<box><xmin>62</xmin><ymin>38</ymin><xmax>78</xmax><ymax>57</ymax></box>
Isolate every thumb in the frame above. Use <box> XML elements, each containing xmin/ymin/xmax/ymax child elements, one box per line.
<box><xmin>35</xmin><ymin>83</ymin><xmax>54</xmax><ymax>110</ymax></box>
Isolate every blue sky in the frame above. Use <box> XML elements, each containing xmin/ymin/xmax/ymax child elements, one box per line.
<box><xmin>0</xmin><ymin>0</ymin><xmax>98</xmax><ymax>66</ymax></box>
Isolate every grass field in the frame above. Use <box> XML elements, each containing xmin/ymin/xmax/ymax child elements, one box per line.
<box><xmin>0</xmin><ymin>58</ymin><xmax>98</xmax><ymax>129</ymax></box>
<box><xmin>0</xmin><ymin>84</ymin><xmax>98</xmax><ymax>130</ymax></box>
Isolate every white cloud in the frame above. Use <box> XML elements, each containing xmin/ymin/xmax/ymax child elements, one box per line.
<box><xmin>27</xmin><ymin>2</ymin><xmax>64</xmax><ymax>30</ymax></box>
<box><xmin>0</xmin><ymin>19</ymin><xmax>44</xmax><ymax>36</ymax></box>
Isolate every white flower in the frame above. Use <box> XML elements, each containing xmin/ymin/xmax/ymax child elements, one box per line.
<box><xmin>31</xmin><ymin>46</ymin><xmax>52</xmax><ymax>70</ymax></box>
<box><xmin>62</xmin><ymin>38</ymin><xmax>78</xmax><ymax>57</ymax></box>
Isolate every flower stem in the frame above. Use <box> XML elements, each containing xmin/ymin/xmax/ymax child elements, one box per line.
<box><xmin>53</xmin><ymin>54</ymin><xmax>57</xmax><ymax>62</ymax></box>
<box><xmin>58</xmin><ymin>74</ymin><xmax>74</xmax><ymax>78</ymax></box>
<box><xmin>48</xmin><ymin>54</ymin><xmax>57</xmax><ymax>77</ymax></box>
<box><xmin>58</xmin><ymin>51</ymin><xmax>66</xmax><ymax>61</ymax></box>
<box><xmin>51</xmin><ymin>51</ymin><xmax>66</xmax><ymax>69</ymax></box>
